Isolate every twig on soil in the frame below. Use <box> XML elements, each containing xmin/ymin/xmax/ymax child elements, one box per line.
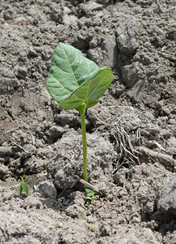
<box><xmin>120</xmin><ymin>123</ymin><xmax>136</xmax><ymax>154</ymax></box>
<box><xmin>121</xmin><ymin>144</ymin><xmax>140</xmax><ymax>165</ymax></box>
<box><xmin>137</xmin><ymin>146</ymin><xmax>176</xmax><ymax>169</ymax></box>
<box><xmin>58</xmin><ymin>175</ymin><xmax>99</xmax><ymax>198</ymax></box>
<box><xmin>158</xmin><ymin>52</ymin><xmax>176</xmax><ymax>62</ymax></box>
<box><xmin>3</xmin><ymin>126</ymin><xmax>20</xmax><ymax>135</ymax></box>
<box><xmin>111</xmin><ymin>121</ymin><xmax>140</xmax><ymax>165</ymax></box>
<box><xmin>11</xmin><ymin>142</ymin><xmax>30</xmax><ymax>154</ymax></box>
<box><xmin>74</xmin><ymin>175</ymin><xmax>99</xmax><ymax>192</ymax></box>
<box><xmin>27</xmin><ymin>131</ymin><xmax>35</xmax><ymax>145</ymax></box>
<box><xmin>156</xmin><ymin>0</ymin><xmax>164</xmax><ymax>13</ymax></box>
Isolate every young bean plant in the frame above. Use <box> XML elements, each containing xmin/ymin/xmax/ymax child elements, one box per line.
<box><xmin>46</xmin><ymin>43</ymin><xmax>114</xmax><ymax>182</ymax></box>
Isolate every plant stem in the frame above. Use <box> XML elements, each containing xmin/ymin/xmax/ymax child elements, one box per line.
<box><xmin>80</xmin><ymin>104</ymin><xmax>88</xmax><ymax>182</ymax></box>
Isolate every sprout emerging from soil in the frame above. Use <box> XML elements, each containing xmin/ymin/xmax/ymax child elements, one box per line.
<box><xmin>46</xmin><ymin>43</ymin><xmax>114</xmax><ymax>182</ymax></box>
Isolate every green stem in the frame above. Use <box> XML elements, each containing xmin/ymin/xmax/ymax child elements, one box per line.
<box><xmin>80</xmin><ymin>104</ymin><xmax>88</xmax><ymax>182</ymax></box>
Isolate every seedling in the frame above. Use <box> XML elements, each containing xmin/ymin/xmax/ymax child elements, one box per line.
<box><xmin>20</xmin><ymin>166</ymin><xmax>34</xmax><ymax>196</ymax></box>
<box><xmin>148</xmin><ymin>155</ymin><xmax>156</xmax><ymax>163</ymax></box>
<box><xmin>43</xmin><ymin>163</ymin><xmax>46</xmax><ymax>170</ymax></box>
<box><xmin>85</xmin><ymin>187</ymin><xmax>99</xmax><ymax>202</ymax></box>
<box><xmin>20</xmin><ymin>176</ymin><xmax>30</xmax><ymax>196</ymax></box>
<box><xmin>46</xmin><ymin>43</ymin><xmax>114</xmax><ymax>182</ymax></box>
<box><xmin>122</xmin><ymin>161</ymin><xmax>132</xmax><ymax>167</ymax></box>
<box><xmin>78</xmin><ymin>214</ymin><xmax>83</xmax><ymax>220</ymax></box>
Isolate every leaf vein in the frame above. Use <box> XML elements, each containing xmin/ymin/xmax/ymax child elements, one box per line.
<box><xmin>50</xmin><ymin>73</ymin><xmax>73</xmax><ymax>92</ymax></box>
<box><xmin>63</xmin><ymin>45</ymin><xmax>79</xmax><ymax>86</ymax></box>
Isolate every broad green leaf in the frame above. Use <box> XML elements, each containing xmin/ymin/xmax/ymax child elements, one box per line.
<box><xmin>87</xmin><ymin>191</ymin><xmax>95</xmax><ymax>197</ymax></box>
<box><xmin>46</xmin><ymin>42</ymin><xmax>100</xmax><ymax>104</ymax></box>
<box><xmin>46</xmin><ymin>43</ymin><xmax>114</xmax><ymax>110</ymax></box>
<box><xmin>85</xmin><ymin>197</ymin><xmax>92</xmax><ymax>200</ymax></box>
<box><xmin>60</xmin><ymin>66</ymin><xmax>114</xmax><ymax>110</ymax></box>
<box><xmin>85</xmin><ymin>187</ymin><xmax>94</xmax><ymax>194</ymax></box>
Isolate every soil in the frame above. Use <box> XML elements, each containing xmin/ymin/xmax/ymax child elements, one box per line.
<box><xmin>1</xmin><ymin>0</ymin><xmax>176</xmax><ymax>243</ymax></box>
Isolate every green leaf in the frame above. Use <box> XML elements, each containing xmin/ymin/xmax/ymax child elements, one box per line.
<box><xmin>20</xmin><ymin>182</ymin><xmax>29</xmax><ymax>196</ymax></box>
<box><xmin>60</xmin><ymin>67</ymin><xmax>114</xmax><ymax>110</ymax></box>
<box><xmin>46</xmin><ymin>43</ymin><xmax>114</xmax><ymax>110</ymax></box>
<box><xmin>20</xmin><ymin>183</ymin><xmax>23</xmax><ymax>195</ymax></box>
<box><xmin>85</xmin><ymin>187</ymin><xmax>95</xmax><ymax>197</ymax></box>
<box><xmin>87</xmin><ymin>191</ymin><xmax>95</xmax><ymax>197</ymax></box>
<box><xmin>85</xmin><ymin>196</ymin><xmax>93</xmax><ymax>200</ymax></box>
<box><xmin>85</xmin><ymin>187</ymin><xmax>93</xmax><ymax>194</ymax></box>
<box><xmin>46</xmin><ymin>42</ymin><xmax>99</xmax><ymax>104</ymax></box>
<box><xmin>78</xmin><ymin>214</ymin><xmax>83</xmax><ymax>220</ymax></box>
<box><xmin>20</xmin><ymin>176</ymin><xmax>25</xmax><ymax>184</ymax></box>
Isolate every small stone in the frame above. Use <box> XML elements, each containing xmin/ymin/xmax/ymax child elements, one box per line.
<box><xmin>15</xmin><ymin>66</ymin><xmax>28</xmax><ymax>79</ymax></box>
<box><xmin>54</xmin><ymin>168</ymin><xmax>76</xmax><ymax>190</ymax></box>
<box><xmin>4</xmin><ymin>9</ymin><xmax>14</xmax><ymax>20</ymax></box>
<box><xmin>80</xmin><ymin>1</ymin><xmax>103</xmax><ymax>15</ymax></box>
<box><xmin>28</xmin><ymin>47</ymin><xmax>38</xmax><ymax>57</ymax></box>
<box><xmin>99</xmin><ymin>224</ymin><xmax>111</xmax><ymax>236</ymax></box>
<box><xmin>39</xmin><ymin>181</ymin><xmax>57</xmax><ymax>199</ymax></box>
<box><xmin>63</xmin><ymin>14</ymin><xmax>78</xmax><ymax>26</ymax></box>
<box><xmin>25</xmin><ymin>196</ymin><xmax>42</xmax><ymax>209</ymax></box>
<box><xmin>116</xmin><ymin>15</ymin><xmax>143</xmax><ymax>55</ymax></box>
<box><xmin>0</xmin><ymin>77</ymin><xmax>19</xmax><ymax>94</ymax></box>
<box><xmin>158</xmin><ymin>177</ymin><xmax>176</xmax><ymax>213</ymax></box>
<box><xmin>63</xmin><ymin>7</ymin><xmax>72</xmax><ymax>15</ymax></box>
<box><xmin>169</xmin><ymin>8</ymin><xmax>176</xmax><ymax>20</ymax></box>
<box><xmin>0</xmin><ymin>147</ymin><xmax>13</xmax><ymax>156</ymax></box>
<box><xmin>50</xmin><ymin>3</ymin><xmax>62</xmax><ymax>22</ymax></box>
<box><xmin>131</xmin><ymin>216</ymin><xmax>141</xmax><ymax>223</ymax></box>
<box><xmin>122</xmin><ymin>62</ymin><xmax>143</xmax><ymax>88</ymax></box>
<box><xmin>0</xmin><ymin>165</ymin><xmax>10</xmax><ymax>177</ymax></box>
<box><xmin>47</xmin><ymin>125</ymin><xmax>65</xmax><ymax>139</ymax></box>
<box><xmin>28</xmin><ymin>161</ymin><xmax>45</xmax><ymax>174</ymax></box>
<box><xmin>113</xmin><ymin>168</ymin><xmax>128</xmax><ymax>186</ymax></box>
